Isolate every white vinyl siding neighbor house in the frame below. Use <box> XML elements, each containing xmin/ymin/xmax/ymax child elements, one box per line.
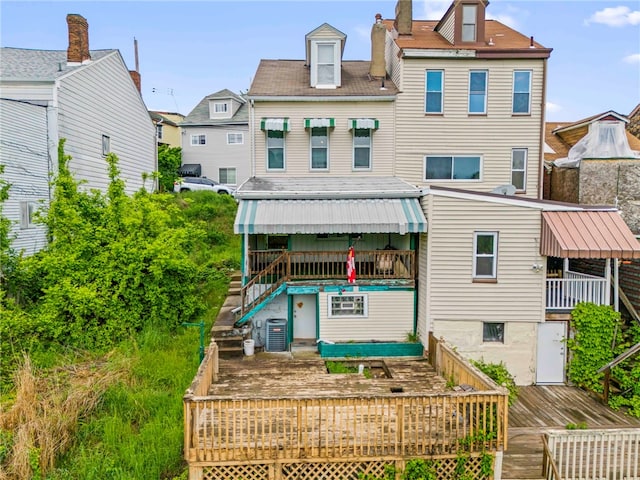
<box><xmin>0</xmin><ymin>99</ymin><xmax>51</xmax><ymax>255</ymax></box>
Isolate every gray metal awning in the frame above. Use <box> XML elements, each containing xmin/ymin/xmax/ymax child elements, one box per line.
<box><xmin>234</xmin><ymin>198</ymin><xmax>427</xmax><ymax>235</ymax></box>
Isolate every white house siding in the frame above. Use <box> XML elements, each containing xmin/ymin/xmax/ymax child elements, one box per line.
<box><xmin>421</xmin><ymin>193</ymin><xmax>545</xmax><ymax>384</ymax></box>
<box><xmin>416</xmin><ymin>232</ymin><xmax>429</xmax><ymax>343</ymax></box>
<box><xmin>318</xmin><ymin>289</ymin><xmax>414</xmax><ymax>342</ymax></box>
<box><xmin>251</xmin><ymin>101</ymin><xmax>395</xmax><ymax>177</ymax></box>
<box><xmin>438</xmin><ymin>15</ymin><xmax>456</xmax><ymax>44</ymax></box>
<box><xmin>385</xmin><ymin>34</ymin><xmax>402</xmax><ymax>90</ymax></box>
<box><xmin>56</xmin><ymin>52</ymin><xmax>156</xmax><ymax>195</ymax></box>
<box><xmin>393</xmin><ymin>58</ymin><xmax>544</xmax><ymax>196</ymax></box>
<box><xmin>0</xmin><ymin>83</ymin><xmax>54</xmax><ymax>103</ymax></box>
<box><xmin>0</xmin><ymin>99</ymin><xmax>50</xmax><ymax>255</ymax></box>
<box><xmin>432</xmin><ymin>320</ymin><xmax>537</xmax><ymax>385</ymax></box>
<box><xmin>181</xmin><ymin>124</ymin><xmax>250</xmax><ymax>187</ymax></box>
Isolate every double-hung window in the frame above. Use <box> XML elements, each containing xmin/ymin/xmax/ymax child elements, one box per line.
<box><xmin>425</xmin><ymin>155</ymin><xmax>481</xmax><ymax>180</ymax></box>
<box><xmin>473</xmin><ymin>232</ymin><xmax>498</xmax><ymax>279</ymax></box>
<box><xmin>462</xmin><ymin>4</ymin><xmax>477</xmax><ymax>42</ymax></box>
<box><xmin>20</xmin><ymin>201</ymin><xmax>38</xmax><ymax>229</ymax></box>
<box><xmin>314</xmin><ymin>42</ymin><xmax>338</xmax><ymax>87</ymax></box>
<box><xmin>102</xmin><ymin>135</ymin><xmax>110</xmax><ymax>156</ymax></box>
<box><xmin>267</xmin><ymin>130</ymin><xmax>285</xmax><ymax>170</ymax></box>
<box><xmin>469</xmin><ymin>70</ymin><xmax>487</xmax><ymax>114</ymax></box>
<box><xmin>214</xmin><ymin>102</ymin><xmax>228</xmax><ymax>113</ymax></box>
<box><xmin>191</xmin><ymin>134</ymin><xmax>206</xmax><ymax>146</ymax></box>
<box><xmin>425</xmin><ymin>70</ymin><xmax>444</xmax><ymax>114</ymax></box>
<box><xmin>513</xmin><ymin>71</ymin><xmax>532</xmax><ymax>114</ymax></box>
<box><xmin>310</xmin><ymin>127</ymin><xmax>329</xmax><ymax>170</ymax></box>
<box><xmin>328</xmin><ymin>294</ymin><xmax>368</xmax><ymax>317</ymax></box>
<box><xmin>353</xmin><ymin>129</ymin><xmax>372</xmax><ymax>170</ymax></box>
<box><xmin>511</xmin><ymin>148</ymin><xmax>527</xmax><ymax>191</ymax></box>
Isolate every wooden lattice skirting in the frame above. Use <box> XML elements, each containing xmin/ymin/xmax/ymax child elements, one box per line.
<box><xmin>191</xmin><ymin>454</ymin><xmax>493</xmax><ymax>480</ymax></box>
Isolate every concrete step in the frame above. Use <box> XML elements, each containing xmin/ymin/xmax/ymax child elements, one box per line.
<box><xmin>230</xmin><ymin>272</ymin><xmax>242</xmax><ymax>282</ymax></box>
<box><xmin>211</xmin><ymin>324</ymin><xmax>235</xmax><ymax>333</ymax></box>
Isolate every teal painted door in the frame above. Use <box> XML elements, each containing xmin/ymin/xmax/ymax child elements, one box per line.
<box><xmin>292</xmin><ymin>294</ymin><xmax>316</xmax><ymax>339</ymax></box>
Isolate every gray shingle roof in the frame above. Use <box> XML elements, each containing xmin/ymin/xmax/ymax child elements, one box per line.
<box><xmin>248</xmin><ymin>60</ymin><xmax>398</xmax><ymax>98</ymax></box>
<box><xmin>0</xmin><ymin>48</ymin><xmax>115</xmax><ymax>81</ymax></box>
<box><xmin>181</xmin><ymin>89</ymin><xmax>248</xmax><ymax>126</ymax></box>
<box><xmin>236</xmin><ymin>176</ymin><xmax>421</xmax><ymax>199</ymax></box>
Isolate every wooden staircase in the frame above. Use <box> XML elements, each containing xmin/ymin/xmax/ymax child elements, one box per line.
<box><xmin>501</xmin><ymin>429</ymin><xmax>545</xmax><ymax>479</ymax></box>
<box><xmin>211</xmin><ymin>272</ymin><xmax>247</xmax><ymax>358</ymax></box>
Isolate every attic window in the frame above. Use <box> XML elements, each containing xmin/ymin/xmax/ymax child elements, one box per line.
<box><xmin>214</xmin><ymin>102</ymin><xmax>228</xmax><ymax>113</ymax></box>
<box><xmin>462</xmin><ymin>5</ymin><xmax>477</xmax><ymax>42</ymax></box>
<box><xmin>311</xmin><ymin>41</ymin><xmax>340</xmax><ymax>88</ymax></box>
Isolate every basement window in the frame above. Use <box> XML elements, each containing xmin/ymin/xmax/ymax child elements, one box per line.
<box><xmin>483</xmin><ymin>322</ymin><xmax>504</xmax><ymax>343</ymax></box>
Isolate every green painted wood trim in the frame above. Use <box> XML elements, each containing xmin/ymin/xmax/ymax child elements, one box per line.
<box><xmin>318</xmin><ymin>342</ymin><xmax>423</xmax><ymax>358</ymax></box>
<box><xmin>235</xmin><ymin>283</ymin><xmax>287</xmax><ymax>325</ymax></box>
<box><xmin>287</xmin><ymin>286</ymin><xmax>320</xmax><ymax>294</ymax></box>
<box><xmin>323</xmin><ymin>285</ymin><xmax>354</xmax><ymax>293</ymax></box>
<box><xmin>358</xmin><ymin>285</ymin><xmax>414</xmax><ymax>292</ymax></box>
<box><xmin>315</xmin><ymin>293</ymin><xmax>320</xmax><ymax>339</ymax></box>
<box><xmin>288</xmin><ymin>294</ymin><xmax>294</xmax><ymax>344</ymax></box>
<box><xmin>413</xmin><ymin>288</ymin><xmax>418</xmax><ymax>338</ymax></box>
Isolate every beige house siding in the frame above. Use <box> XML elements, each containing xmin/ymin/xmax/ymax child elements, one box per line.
<box><xmin>318</xmin><ymin>289</ymin><xmax>414</xmax><ymax>342</ymax></box>
<box><xmin>438</xmin><ymin>15</ymin><xmax>456</xmax><ymax>44</ymax></box>
<box><xmin>393</xmin><ymin>58</ymin><xmax>544</xmax><ymax>196</ymax></box>
<box><xmin>252</xmin><ymin>101</ymin><xmax>395</xmax><ymax>176</ymax></box>
<box><xmin>417</xmin><ymin>232</ymin><xmax>429</xmax><ymax>342</ymax></box>
<box><xmin>425</xmin><ymin>194</ymin><xmax>545</xmax><ymax>324</ymax></box>
<box><xmin>433</xmin><ymin>320</ymin><xmax>537</xmax><ymax>385</ymax></box>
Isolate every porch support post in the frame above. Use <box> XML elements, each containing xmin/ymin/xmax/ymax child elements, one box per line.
<box><xmin>563</xmin><ymin>258</ymin><xmax>569</xmax><ymax>274</ymax></box>
<box><xmin>243</xmin><ymin>233</ymin><xmax>250</xmax><ymax>286</ymax></box>
<box><xmin>613</xmin><ymin>259</ymin><xmax>620</xmax><ymax>312</ymax></box>
<box><xmin>605</xmin><ymin>258</ymin><xmax>611</xmax><ymax>306</ymax></box>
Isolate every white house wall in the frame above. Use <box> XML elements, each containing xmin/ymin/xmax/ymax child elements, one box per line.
<box><xmin>181</xmin><ymin>125</ymin><xmax>250</xmax><ymax>186</ymax></box>
<box><xmin>394</xmin><ymin>57</ymin><xmax>544</xmax><ymax>196</ymax></box>
<box><xmin>56</xmin><ymin>52</ymin><xmax>156</xmax><ymax>195</ymax></box>
<box><xmin>433</xmin><ymin>320</ymin><xmax>537</xmax><ymax>385</ymax></box>
<box><xmin>252</xmin><ymin>101</ymin><xmax>395</xmax><ymax>176</ymax></box>
<box><xmin>0</xmin><ymin>99</ymin><xmax>50</xmax><ymax>255</ymax></box>
<box><xmin>318</xmin><ymin>289</ymin><xmax>414</xmax><ymax>342</ymax></box>
<box><xmin>0</xmin><ymin>83</ymin><xmax>54</xmax><ymax>103</ymax></box>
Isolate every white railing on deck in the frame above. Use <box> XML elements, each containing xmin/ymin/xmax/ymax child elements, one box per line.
<box><xmin>543</xmin><ymin>429</ymin><xmax>640</xmax><ymax>480</ymax></box>
<box><xmin>546</xmin><ymin>270</ymin><xmax>608</xmax><ymax>310</ymax></box>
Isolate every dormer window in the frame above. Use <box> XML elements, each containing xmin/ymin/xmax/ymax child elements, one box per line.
<box><xmin>214</xmin><ymin>102</ymin><xmax>228</xmax><ymax>113</ymax></box>
<box><xmin>312</xmin><ymin>41</ymin><xmax>340</xmax><ymax>88</ymax></box>
<box><xmin>462</xmin><ymin>5</ymin><xmax>477</xmax><ymax>42</ymax></box>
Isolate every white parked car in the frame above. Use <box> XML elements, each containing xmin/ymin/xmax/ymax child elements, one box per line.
<box><xmin>173</xmin><ymin>177</ymin><xmax>235</xmax><ymax>195</ymax></box>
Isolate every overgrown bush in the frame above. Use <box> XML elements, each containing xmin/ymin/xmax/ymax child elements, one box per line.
<box><xmin>472</xmin><ymin>360</ymin><xmax>518</xmax><ymax>406</ymax></box>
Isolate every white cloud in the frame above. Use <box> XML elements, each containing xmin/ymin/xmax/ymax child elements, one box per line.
<box><xmin>585</xmin><ymin>6</ymin><xmax>640</xmax><ymax>27</ymax></box>
<box><xmin>623</xmin><ymin>53</ymin><xmax>640</xmax><ymax>64</ymax></box>
<box><xmin>546</xmin><ymin>102</ymin><xmax>562</xmax><ymax>114</ymax></box>
<box><xmin>418</xmin><ymin>0</ymin><xmax>450</xmax><ymax>20</ymax></box>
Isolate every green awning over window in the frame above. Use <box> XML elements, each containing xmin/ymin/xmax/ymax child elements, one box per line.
<box><xmin>260</xmin><ymin>118</ymin><xmax>290</xmax><ymax>131</ymax></box>
<box><xmin>349</xmin><ymin>118</ymin><xmax>379</xmax><ymax>130</ymax></box>
<box><xmin>304</xmin><ymin>118</ymin><xmax>335</xmax><ymax>128</ymax></box>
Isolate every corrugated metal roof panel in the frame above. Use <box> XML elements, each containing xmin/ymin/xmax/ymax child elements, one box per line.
<box><xmin>541</xmin><ymin>211</ymin><xmax>640</xmax><ymax>259</ymax></box>
<box><xmin>234</xmin><ymin>198</ymin><xmax>427</xmax><ymax>234</ymax></box>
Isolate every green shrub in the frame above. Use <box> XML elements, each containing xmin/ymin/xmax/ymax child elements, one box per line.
<box><xmin>472</xmin><ymin>359</ymin><xmax>518</xmax><ymax>406</ymax></box>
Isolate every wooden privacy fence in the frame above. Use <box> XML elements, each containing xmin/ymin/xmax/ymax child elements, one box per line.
<box><xmin>542</xmin><ymin>428</ymin><xmax>640</xmax><ymax>480</ymax></box>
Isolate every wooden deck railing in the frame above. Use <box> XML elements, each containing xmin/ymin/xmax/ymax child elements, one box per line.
<box><xmin>543</xmin><ymin>428</ymin><xmax>640</xmax><ymax>479</ymax></box>
<box><xmin>184</xmin><ymin>338</ymin><xmax>509</xmax><ymax>465</ymax></box>
<box><xmin>241</xmin><ymin>251</ymin><xmax>287</xmax><ymax>316</ymax></box>
<box><xmin>546</xmin><ymin>270</ymin><xmax>608</xmax><ymax>310</ymax></box>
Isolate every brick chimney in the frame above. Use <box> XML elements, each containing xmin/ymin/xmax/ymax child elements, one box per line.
<box><xmin>129</xmin><ymin>70</ymin><xmax>141</xmax><ymax>93</ymax></box>
<box><xmin>66</xmin><ymin>14</ymin><xmax>91</xmax><ymax>64</ymax></box>
<box><xmin>370</xmin><ymin>14</ymin><xmax>386</xmax><ymax>79</ymax></box>
<box><xmin>394</xmin><ymin>0</ymin><xmax>413</xmax><ymax>36</ymax></box>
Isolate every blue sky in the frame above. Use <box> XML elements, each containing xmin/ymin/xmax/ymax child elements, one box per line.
<box><xmin>1</xmin><ymin>0</ymin><xmax>639</xmax><ymax>121</ymax></box>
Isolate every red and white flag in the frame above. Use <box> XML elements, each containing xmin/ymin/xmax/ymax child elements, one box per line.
<box><xmin>347</xmin><ymin>246</ymin><xmax>356</xmax><ymax>284</ymax></box>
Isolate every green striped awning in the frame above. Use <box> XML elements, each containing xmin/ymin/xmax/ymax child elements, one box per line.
<box><xmin>349</xmin><ymin>118</ymin><xmax>379</xmax><ymax>130</ymax></box>
<box><xmin>304</xmin><ymin>118</ymin><xmax>335</xmax><ymax>128</ymax></box>
<box><xmin>260</xmin><ymin>118</ymin><xmax>290</xmax><ymax>131</ymax></box>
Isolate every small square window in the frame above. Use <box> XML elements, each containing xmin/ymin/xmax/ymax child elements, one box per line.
<box><xmin>483</xmin><ymin>322</ymin><xmax>504</xmax><ymax>343</ymax></box>
<box><xmin>102</xmin><ymin>135</ymin><xmax>110</xmax><ymax>156</ymax></box>
<box><xmin>328</xmin><ymin>294</ymin><xmax>368</xmax><ymax>318</ymax></box>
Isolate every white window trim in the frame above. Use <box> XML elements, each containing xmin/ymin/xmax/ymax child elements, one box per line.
<box><xmin>20</xmin><ymin>201</ymin><xmax>38</xmax><ymax>229</ymax></box>
<box><xmin>473</xmin><ymin>231</ymin><xmax>498</xmax><ymax>279</ymax></box>
<box><xmin>423</xmin><ymin>154</ymin><xmax>482</xmax><ymax>181</ymax></box>
<box><xmin>309</xmin><ymin>127</ymin><xmax>329</xmax><ymax>171</ymax></box>
<box><xmin>102</xmin><ymin>134</ymin><xmax>110</xmax><ymax>156</ymax></box>
<box><xmin>425</xmin><ymin>69</ymin><xmax>444</xmax><ymax>114</ymax></box>
<box><xmin>190</xmin><ymin>134</ymin><xmax>206</xmax><ymax>146</ymax></box>
<box><xmin>468</xmin><ymin>70</ymin><xmax>487</xmax><ymax>114</ymax></box>
<box><xmin>311</xmin><ymin>40</ymin><xmax>340</xmax><ymax>88</ymax></box>
<box><xmin>227</xmin><ymin>132</ymin><xmax>244</xmax><ymax>145</ymax></box>
<box><xmin>214</xmin><ymin>102</ymin><xmax>229</xmax><ymax>113</ymax></box>
<box><xmin>266</xmin><ymin>130</ymin><xmax>286</xmax><ymax>171</ymax></box>
<box><xmin>512</xmin><ymin>70</ymin><xmax>532</xmax><ymax>115</ymax></box>
<box><xmin>511</xmin><ymin>148</ymin><xmax>528</xmax><ymax>192</ymax></box>
<box><xmin>352</xmin><ymin>128</ymin><xmax>372</xmax><ymax>171</ymax></box>
<box><xmin>327</xmin><ymin>293</ymin><xmax>368</xmax><ymax>318</ymax></box>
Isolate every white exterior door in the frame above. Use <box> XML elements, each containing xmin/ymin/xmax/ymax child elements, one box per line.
<box><xmin>293</xmin><ymin>294</ymin><xmax>316</xmax><ymax>339</ymax></box>
<box><xmin>536</xmin><ymin>322</ymin><xmax>566</xmax><ymax>384</ymax></box>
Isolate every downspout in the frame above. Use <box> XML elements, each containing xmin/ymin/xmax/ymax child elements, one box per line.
<box><xmin>250</xmin><ymin>98</ymin><xmax>256</xmax><ymax>177</ymax></box>
<box><xmin>538</xmin><ymin>58</ymin><xmax>548</xmax><ymax>200</ymax></box>
<box><xmin>613</xmin><ymin>259</ymin><xmax>619</xmax><ymax>312</ymax></box>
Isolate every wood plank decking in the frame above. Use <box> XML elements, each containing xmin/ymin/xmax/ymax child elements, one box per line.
<box><xmin>503</xmin><ymin>385</ymin><xmax>640</xmax><ymax>479</ymax></box>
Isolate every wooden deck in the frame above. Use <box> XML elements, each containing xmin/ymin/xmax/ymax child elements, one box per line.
<box><xmin>503</xmin><ymin>386</ymin><xmax>640</xmax><ymax>479</ymax></box>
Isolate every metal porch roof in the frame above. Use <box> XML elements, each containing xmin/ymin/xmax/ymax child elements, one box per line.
<box><xmin>234</xmin><ymin>198</ymin><xmax>427</xmax><ymax>235</ymax></box>
<box><xmin>541</xmin><ymin>211</ymin><xmax>640</xmax><ymax>259</ymax></box>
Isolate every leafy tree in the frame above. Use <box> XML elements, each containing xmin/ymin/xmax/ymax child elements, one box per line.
<box><xmin>0</xmin><ymin>164</ymin><xmax>16</xmax><ymax>287</ymax></box>
<box><xmin>157</xmin><ymin>144</ymin><xmax>182</xmax><ymax>192</ymax></box>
